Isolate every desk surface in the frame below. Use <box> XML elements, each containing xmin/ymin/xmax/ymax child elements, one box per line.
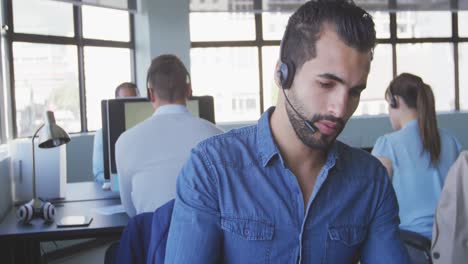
<box><xmin>0</xmin><ymin>199</ymin><xmax>128</xmax><ymax>241</ymax></box>
<box><xmin>0</xmin><ymin>182</ymin><xmax>129</xmax><ymax>241</ymax></box>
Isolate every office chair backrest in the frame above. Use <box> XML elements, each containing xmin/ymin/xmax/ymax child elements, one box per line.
<box><xmin>107</xmin><ymin>199</ymin><xmax>175</xmax><ymax>264</ymax></box>
<box><xmin>400</xmin><ymin>229</ymin><xmax>432</xmax><ymax>264</ymax></box>
<box><xmin>114</xmin><ymin>212</ymin><xmax>154</xmax><ymax>264</ymax></box>
<box><xmin>431</xmin><ymin>151</ymin><xmax>468</xmax><ymax>264</ymax></box>
<box><xmin>146</xmin><ymin>199</ymin><xmax>175</xmax><ymax>264</ymax></box>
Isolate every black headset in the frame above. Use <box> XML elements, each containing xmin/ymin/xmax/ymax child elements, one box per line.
<box><xmin>388</xmin><ymin>85</ymin><xmax>398</xmax><ymax>109</ymax></box>
<box><xmin>277</xmin><ymin>22</ymin><xmax>317</xmax><ymax>133</ymax></box>
<box><xmin>277</xmin><ymin>23</ymin><xmax>296</xmax><ymax>90</ymax></box>
<box><xmin>17</xmin><ymin>199</ymin><xmax>55</xmax><ymax>223</ymax></box>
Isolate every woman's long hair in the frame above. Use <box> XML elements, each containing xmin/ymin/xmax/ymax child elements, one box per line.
<box><xmin>386</xmin><ymin>73</ymin><xmax>441</xmax><ymax>164</ymax></box>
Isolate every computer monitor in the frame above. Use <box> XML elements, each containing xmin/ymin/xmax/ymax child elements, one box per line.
<box><xmin>101</xmin><ymin>96</ymin><xmax>215</xmax><ymax>180</ymax></box>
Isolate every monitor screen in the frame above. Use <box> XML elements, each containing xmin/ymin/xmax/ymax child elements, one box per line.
<box><xmin>101</xmin><ymin>96</ymin><xmax>214</xmax><ymax>180</ymax></box>
<box><xmin>122</xmin><ymin>100</ymin><xmax>200</xmax><ymax>130</ymax></box>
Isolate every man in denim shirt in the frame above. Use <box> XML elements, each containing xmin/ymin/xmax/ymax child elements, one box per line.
<box><xmin>165</xmin><ymin>1</ymin><xmax>410</xmax><ymax>263</ymax></box>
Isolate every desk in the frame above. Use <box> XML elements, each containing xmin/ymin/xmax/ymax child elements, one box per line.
<box><xmin>0</xmin><ymin>182</ymin><xmax>129</xmax><ymax>264</ymax></box>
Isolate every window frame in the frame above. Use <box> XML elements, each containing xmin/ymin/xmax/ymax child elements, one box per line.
<box><xmin>2</xmin><ymin>0</ymin><xmax>136</xmax><ymax>138</ymax></box>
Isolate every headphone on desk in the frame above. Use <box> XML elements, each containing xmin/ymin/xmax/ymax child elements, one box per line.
<box><xmin>17</xmin><ymin>199</ymin><xmax>55</xmax><ymax>223</ymax></box>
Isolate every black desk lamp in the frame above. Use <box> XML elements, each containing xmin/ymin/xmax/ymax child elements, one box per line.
<box><xmin>17</xmin><ymin>111</ymin><xmax>71</xmax><ymax>223</ymax></box>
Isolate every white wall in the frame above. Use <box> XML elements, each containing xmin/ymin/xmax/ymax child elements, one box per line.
<box><xmin>134</xmin><ymin>0</ymin><xmax>190</xmax><ymax>96</ymax></box>
<box><xmin>10</xmin><ymin>139</ymin><xmax>67</xmax><ymax>202</ymax></box>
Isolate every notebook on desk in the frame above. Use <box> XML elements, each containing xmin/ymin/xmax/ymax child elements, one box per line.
<box><xmin>92</xmin><ymin>204</ymin><xmax>125</xmax><ymax>215</ymax></box>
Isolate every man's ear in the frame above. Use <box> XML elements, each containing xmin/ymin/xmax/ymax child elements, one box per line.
<box><xmin>274</xmin><ymin>60</ymin><xmax>282</xmax><ymax>88</ymax></box>
<box><xmin>186</xmin><ymin>83</ymin><xmax>193</xmax><ymax>99</ymax></box>
<box><xmin>147</xmin><ymin>88</ymin><xmax>155</xmax><ymax>102</ymax></box>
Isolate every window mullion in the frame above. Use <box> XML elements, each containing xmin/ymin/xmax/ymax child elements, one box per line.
<box><xmin>4</xmin><ymin>0</ymin><xmax>18</xmax><ymax>138</ymax></box>
<box><xmin>74</xmin><ymin>5</ymin><xmax>87</xmax><ymax>132</ymax></box>
<box><xmin>452</xmin><ymin>10</ymin><xmax>460</xmax><ymax>110</ymax></box>
<box><xmin>255</xmin><ymin>12</ymin><xmax>264</xmax><ymax>115</ymax></box>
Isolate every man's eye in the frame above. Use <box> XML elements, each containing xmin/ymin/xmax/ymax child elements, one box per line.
<box><xmin>319</xmin><ymin>82</ymin><xmax>333</xmax><ymax>88</ymax></box>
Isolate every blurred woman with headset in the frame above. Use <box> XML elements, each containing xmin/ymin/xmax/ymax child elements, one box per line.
<box><xmin>372</xmin><ymin>73</ymin><xmax>461</xmax><ymax>239</ymax></box>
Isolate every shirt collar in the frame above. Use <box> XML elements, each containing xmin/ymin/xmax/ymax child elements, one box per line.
<box><xmin>257</xmin><ymin>107</ymin><xmax>281</xmax><ymax>167</ymax></box>
<box><xmin>153</xmin><ymin>104</ymin><xmax>189</xmax><ymax>117</ymax></box>
<box><xmin>326</xmin><ymin>141</ymin><xmax>341</xmax><ymax>171</ymax></box>
<box><xmin>256</xmin><ymin>106</ymin><xmax>343</xmax><ymax>169</ymax></box>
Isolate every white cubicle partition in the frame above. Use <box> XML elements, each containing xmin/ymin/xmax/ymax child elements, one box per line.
<box><xmin>10</xmin><ymin>138</ymin><xmax>67</xmax><ymax>203</ymax></box>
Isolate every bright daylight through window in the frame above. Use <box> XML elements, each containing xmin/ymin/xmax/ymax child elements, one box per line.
<box><xmin>8</xmin><ymin>0</ymin><xmax>134</xmax><ymax>137</ymax></box>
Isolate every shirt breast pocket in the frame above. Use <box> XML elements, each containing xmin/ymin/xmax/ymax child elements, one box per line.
<box><xmin>325</xmin><ymin>225</ymin><xmax>367</xmax><ymax>263</ymax></box>
<box><xmin>221</xmin><ymin>217</ymin><xmax>274</xmax><ymax>264</ymax></box>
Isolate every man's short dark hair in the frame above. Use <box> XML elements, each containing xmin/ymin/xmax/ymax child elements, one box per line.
<box><xmin>115</xmin><ymin>82</ymin><xmax>139</xmax><ymax>98</ymax></box>
<box><xmin>146</xmin><ymin>54</ymin><xmax>189</xmax><ymax>102</ymax></box>
<box><xmin>282</xmin><ymin>0</ymin><xmax>376</xmax><ymax>71</ymax></box>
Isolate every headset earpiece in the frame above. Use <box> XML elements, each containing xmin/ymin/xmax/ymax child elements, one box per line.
<box><xmin>277</xmin><ymin>18</ymin><xmax>296</xmax><ymax>90</ymax></box>
<box><xmin>388</xmin><ymin>83</ymin><xmax>398</xmax><ymax>109</ymax></box>
<box><xmin>16</xmin><ymin>202</ymin><xmax>34</xmax><ymax>223</ymax></box>
<box><xmin>277</xmin><ymin>59</ymin><xmax>296</xmax><ymax>90</ymax></box>
<box><xmin>390</xmin><ymin>95</ymin><xmax>397</xmax><ymax>108</ymax></box>
<box><xmin>41</xmin><ymin>202</ymin><xmax>56</xmax><ymax>222</ymax></box>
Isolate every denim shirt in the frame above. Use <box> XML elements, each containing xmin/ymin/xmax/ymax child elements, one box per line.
<box><xmin>165</xmin><ymin>107</ymin><xmax>409</xmax><ymax>264</ymax></box>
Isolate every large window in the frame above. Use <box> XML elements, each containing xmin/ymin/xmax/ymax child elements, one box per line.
<box><xmin>84</xmin><ymin>47</ymin><xmax>132</xmax><ymax>131</ymax></box>
<box><xmin>190</xmin><ymin>12</ymin><xmax>256</xmax><ymax>41</ymax></box>
<box><xmin>358</xmin><ymin>44</ymin><xmax>393</xmax><ymax>116</ymax></box>
<box><xmin>0</xmin><ymin>20</ymin><xmax>6</xmax><ymax>144</ymax></box>
<box><xmin>397</xmin><ymin>43</ymin><xmax>455</xmax><ymax>111</ymax></box>
<box><xmin>12</xmin><ymin>0</ymin><xmax>74</xmax><ymax>37</ymax></box>
<box><xmin>5</xmin><ymin>0</ymin><xmax>135</xmax><ymax>137</ymax></box>
<box><xmin>12</xmin><ymin>43</ymin><xmax>80</xmax><ymax>136</ymax></box>
<box><xmin>458</xmin><ymin>11</ymin><xmax>468</xmax><ymax>37</ymax></box>
<box><xmin>190</xmin><ymin>1</ymin><xmax>468</xmax><ymax>123</ymax></box>
<box><xmin>191</xmin><ymin>47</ymin><xmax>260</xmax><ymax>122</ymax></box>
<box><xmin>396</xmin><ymin>11</ymin><xmax>451</xmax><ymax>38</ymax></box>
<box><xmin>261</xmin><ymin>46</ymin><xmax>280</xmax><ymax>111</ymax></box>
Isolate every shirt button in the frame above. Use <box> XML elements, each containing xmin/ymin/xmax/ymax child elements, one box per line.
<box><xmin>433</xmin><ymin>252</ymin><xmax>440</xmax><ymax>259</ymax></box>
<box><xmin>243</xmin><ymin>228</ymin><xmax>250</xmax><ymax>236</ymax></box>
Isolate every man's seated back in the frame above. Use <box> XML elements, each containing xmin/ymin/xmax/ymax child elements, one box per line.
<box><xmin>115</xmin><ymin>55</ymin><xmax>223</xmax><ymax>217</ymax></box>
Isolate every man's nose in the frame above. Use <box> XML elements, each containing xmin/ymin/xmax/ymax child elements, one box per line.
<box><xmin>329</xmin><ymin>90</ymin><xmax>349</xmax><ymax>118</ymax></box>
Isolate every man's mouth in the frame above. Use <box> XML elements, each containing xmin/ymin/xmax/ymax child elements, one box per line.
<box><xmin>315</xmin><ymin>120</ymin><xmax>341</xmax><ymax>136</ymax></box>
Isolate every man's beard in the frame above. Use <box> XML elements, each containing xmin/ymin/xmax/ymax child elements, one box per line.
<box><xmin>285</xmin><ymin>96</ymin><xmax>345</xmax><ymax>150</ymax></box>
